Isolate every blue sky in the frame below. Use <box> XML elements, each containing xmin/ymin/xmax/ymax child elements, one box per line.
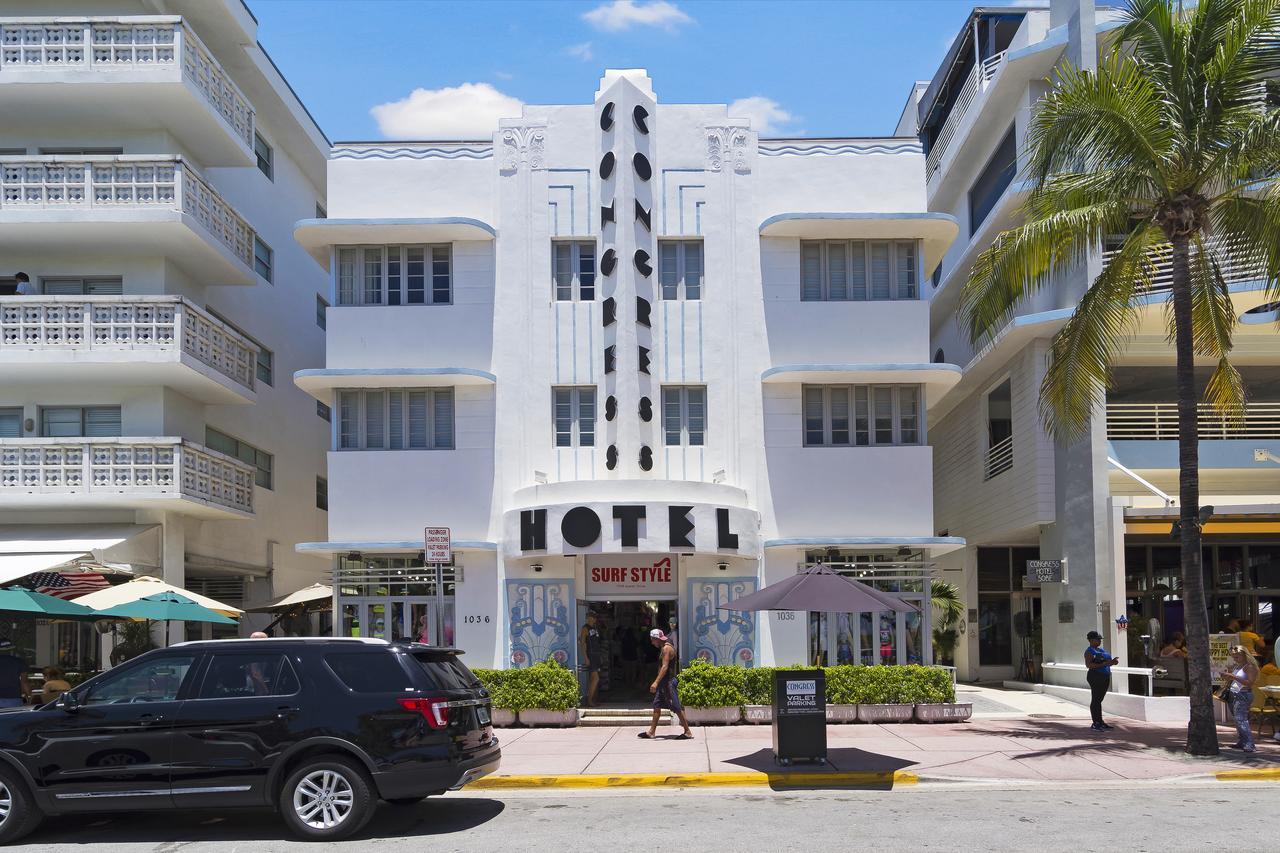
<box><xmin>249</xmin><ymin>0</ymin><xmax>987</xmax><ymax>142</ymax></box>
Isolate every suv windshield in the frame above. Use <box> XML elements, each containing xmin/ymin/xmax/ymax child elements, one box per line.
<box><xmin>409</xmin><ymin>652</ymin><xmax>480</xmax><ymax>691</ymax></box>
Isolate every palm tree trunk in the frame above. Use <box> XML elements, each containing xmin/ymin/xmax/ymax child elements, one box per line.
<box><xmin>1170</xmin><ymin>234</ymin><xmax>1218</xmax><ymax>756</ymax></box>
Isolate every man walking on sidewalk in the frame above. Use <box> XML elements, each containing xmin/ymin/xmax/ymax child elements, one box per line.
<box><xmin>639</xmin><ymin>629</ymin><xmax>693</xmax><ymax>740</ymax></box>
<box><xmin>1084</xmin><ymin>630</ymin><xmax>1118</xmax><ymax>732</ymax></box>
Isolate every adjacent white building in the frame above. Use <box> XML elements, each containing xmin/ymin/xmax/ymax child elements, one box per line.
<box><xmin>912</xmin><ymin>0</ymin><xmax>1280</xmax><ymax>687</ymax></box>
<box><xmin>300</xmin><ymin>70</ymin><xmax>965</xmax><ymax>671</ymax></box>
<box><xmin>0</xmin><ymin>1</ymin><xmax>332</xmax><ymax>659</ymax></box>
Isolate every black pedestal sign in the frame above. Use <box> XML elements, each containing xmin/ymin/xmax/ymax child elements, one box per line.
<box><xmin>772</xmin><ymin>669</ymin><xmax>827</xmax><ymax>765</ymax></box>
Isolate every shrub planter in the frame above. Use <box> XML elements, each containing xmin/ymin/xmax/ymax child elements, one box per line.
<box><xmin>743</xmin><ymin>704</ymin><xmax>772</xmax><ymax>724</ymax></box>
<box><xmin>858</xmin><ymin>703</ymin><xmax>915</xmax><ymax>724</ymax></box>
<box><xmin>914</xmin><ymin>703</ymin><xmax>973</xmax><ymax>723</ymax></box>
<box><xmin>490</xmin><ymin>709</ymin><xmax>518</xmax><ymax>727</ymax></box>
<box><xmin>684</xmin><ymin>706</ymin><xmax>742</xmax><ymax>726</ymax></box>
<box><xmin>825</xmin><ymin>704</ymin><xmax>859</xmax><ymax>724</ymax></box>
<box><xmin>518</xmin><ymin>709</ymin><xmax>578</xmax><ymax>727</ymax></box>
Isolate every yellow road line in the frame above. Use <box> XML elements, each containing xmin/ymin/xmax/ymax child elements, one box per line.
<box><xmin>468</xmin><ymin>770</ymin><xmax>919</xmax><ymax>790</ymax></box>
<box><xmin>1214</xmin><ymin>767</ymin><xmax>1280</xmax><ymax>781</ymax></box>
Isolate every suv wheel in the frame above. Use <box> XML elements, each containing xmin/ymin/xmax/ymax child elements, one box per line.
<box><xmin>280</xmin><ymin>758</ymin><xmax>374</xmax><ymax>841</ymax></box>
<box><xmin>0</xmin><ymin>768</ymin><xmax>42</xmax><ymax>845</ymax></box>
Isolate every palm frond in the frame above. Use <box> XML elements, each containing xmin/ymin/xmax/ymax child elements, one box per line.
<box><xmin>1211</xmin><ymin>193</ymin><xmax>1280</xmax><ymax>303</ymax></box>
<box><xmin>1183</xmin><ymin>239</ymin><xmax>1249</xmax><ymax>422</ymax></box>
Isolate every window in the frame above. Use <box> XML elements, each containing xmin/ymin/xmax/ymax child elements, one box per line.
<box><xmin>205</xmin><ymin>427</ymin><xmax>273</xmax><ymax>489</ymax></box>
<box><xmin>553</xmin><ymin>387</ymin><xmax>596</xmax><ymax>447</ymax></box>
<box><xmin>40</xmin><ymin>277</ymin><xmax>123</xmax><ymax>295</ymax></box>
<box><xmin>662</xmin><ymin>386</ymin><xmax>706</xmax><ymax>446</ymax></box>
<box><xmin>40</xmin><ymin>406</ymin><xmax>121</xmax><ymax>437</ymax></box>
<box><xmin>254</xmin><ymin>132</ymin><xmax>273</xmax><ymax>180</ymax></box>
<box><xmin>984</xmin><ymin>378</ymin><xmax>1013</xmax><ymax>479</ymax></box>
<box><xmin>335</xmin><ymin>245</ymin><xmax>451</xmax><ymax>306</ymax></box>
<box><xmin>969</xmin><ymin>126</ymin><xmax>1017</xmax><ymax>234</ymax></box>
<box><xmin>253</xmin><ymin>237</ymin><xmax>273</xmax><ymax>283</ymax></box>
<box><xmin>0</xmin><ymin>408</ymin><xmax>22</xmax><ymax>437</ymax></box>
<box><xmin>552</xmin><ymin>241</ymin><xmax>596</xmax><ymax>301</ymax></box>
<box><xmin>316</xmin><ymin>294</ymin><xmax>328</xmax><ymax>329</ymax></box>
<box><xmin>316</xmin><ymin>476</ymin><xmax>328</xmax><ymax>511</ymax></box>
<box><xmin>324</xmin><ymin>652</ymin><xmax>413</xmax><ymax>693</ymax></box>
<box><xmin>82</xmin><ymin>655</ymin><xmax>196</xmax><ymax>705</ymax></box>
<box><xmin>205</xmin><ymin>308</ymin><xmax>272</xmax><ymax>385</ymax></box>
<box><xmin>802</xmin><ymin>385</ymin><xmax>921</xmax><ymax>446</ymax></box>
<box><xmin>337</xmin><ymin>389</ymin><xmax>454</xmax><ymax>450</ymax></box>
<box><xmin>317</xmin><ymin>401</ymin><xmax>331</xmax><ymax>422</ymax></box>
<box><xmin>801</xmin><ymin>240</ymin><xmax>918</xmax><ymax>301</ymax></box>
<box><xmin>198</xmin><ymin>654</ymin><xmax>298</xmax><ymax>699</ymax></box>
<box><xmin>315</xmin><ymin>202</ymin><xmax>327</xmax><ymax>219</ymax></box>
<box><xmin>659</xmin><ymin>240</ymin><xmax>703</xmax><ymax>300</ymax></box>
<box><xmin>408</xmin><ymin>651</ymin><xmax>480</xmax><ymax>690</ymax></box>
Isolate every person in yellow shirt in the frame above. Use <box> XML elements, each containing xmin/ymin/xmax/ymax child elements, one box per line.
<box><xmin>40</xmin><ymin>666</ymin><xmax>72</xmax><ymax>705</ymax></box>
<box><xmin>1237</xmin><ymin>618</ymin><xmax>1265</xmax><ymax>657</ymax></box>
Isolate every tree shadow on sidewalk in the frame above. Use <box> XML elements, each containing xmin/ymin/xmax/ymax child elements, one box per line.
<box><xmin>988</xmin><ymin>719</ymin><xmax>1280</xmax><ymax>765</ymax></box>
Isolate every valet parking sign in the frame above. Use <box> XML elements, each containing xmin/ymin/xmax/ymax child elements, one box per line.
<box><xmin>585</xmin><ymin>555</ymin><xmax>678</xmax><ymax>599</ymax></box>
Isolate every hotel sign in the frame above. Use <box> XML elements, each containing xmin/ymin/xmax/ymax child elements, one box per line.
<box><xmin>1024</xmin><ymin>559</ymin><xmax>1065</xmax><ymax>585</ymax></box>
<box><xmin>503</xmin><ymin>502</ymin><xmax>758</xmax><ymax>557</ymax></box>
<box><xmin>585</xmin><ymin>555</ymin><xmax>678</xmax><ymax>598</ymax></box>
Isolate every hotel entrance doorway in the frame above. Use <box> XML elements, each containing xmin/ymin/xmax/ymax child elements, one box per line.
<box><xmin>577</xmin><ymin>599</ymin><xmax>677</xmax><ymax>705</ymax></box>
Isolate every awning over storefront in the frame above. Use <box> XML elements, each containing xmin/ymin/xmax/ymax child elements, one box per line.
<box><xmin>1123</xmin><ymin>504</ymin><xmax>1280</xmax><ymax>535</ymax></box>
<box><xmin>0</xmin><ymin>524</ymin><xmax>159</xmax><ymax>585</ymax></box>
<box><xmin>296</xmin><ymin>540</ymin><xmax>498</xmax><ymax>558</ymax></box>
<box><xmin>763</xmin><ymin>536</ymin><xmax>967</xmax><ymax>557</ymax></box>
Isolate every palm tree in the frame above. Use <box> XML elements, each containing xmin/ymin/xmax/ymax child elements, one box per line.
<box><xmin>959</xmin><ymin>0</ymin><xmax>1279</xmax><ymax>756</ymax></box>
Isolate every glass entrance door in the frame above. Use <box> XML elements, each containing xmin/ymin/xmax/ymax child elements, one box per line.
<box><xmin>337</xmin><ymin>598</ymin><xmax>454</xmax><ymax>644</ymax></box>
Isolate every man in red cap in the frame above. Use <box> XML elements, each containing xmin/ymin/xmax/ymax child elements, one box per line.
<box><xmin>638</xmin><ymin>629</ymin><xmax>693</xmax><ymax>740</ymax></box>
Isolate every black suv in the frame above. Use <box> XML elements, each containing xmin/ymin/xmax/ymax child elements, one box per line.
<box><xmin>0</xmin><ymin>638</ymin><xmax>500</xmax><ymax>843</ymax></box>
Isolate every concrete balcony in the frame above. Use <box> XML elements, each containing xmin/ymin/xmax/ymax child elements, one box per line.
<box><xmin>0</xmin><ymin>16</ymin><xmax>255</xmax><ymax>166</ymax></box>
<box><xmin>0</xmin><ymin>437</ymin><xmax>255</xmax><ymax>518</ymax></box>
<box><xmin>0</xmin><ymin>156</ymin><xmax>257</xmax><ymax>284</ymax></box>
<box><xmin>0</xmin><ymin>295</ymin><xmax>257</xmax><ymax>404</ymax></box>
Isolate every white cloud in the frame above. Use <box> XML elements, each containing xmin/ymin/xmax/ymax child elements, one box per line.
<box><xmin>728</xmin><ymin>96</ymin><xmax>798</xmax><ymax>135</ymax></box>
<box><xmin>370</xmin><ymin>83</ymin><xmax>524</xmax><ymax>139</ymax></box>
<box><xmin>565</xmin><ymin>42</ymin><xmax>595</xmax><ymax>61</ymax></box>
<box><xmin>583</xmin><ymin>0</ymin><xmax>693</xmax><ymax>32</ymax></box>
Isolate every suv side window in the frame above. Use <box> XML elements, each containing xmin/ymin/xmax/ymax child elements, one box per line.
<box><xmin>82</xmin><ymin>655</ymin><xmax>197</xmax><ymax>705</ymax></box>
<box><xmin>324</xmin><ymin>652</ymin><xmax>413</xmax><ymax>693</ymax></box>
<box><xmin>198</xmin><ymin>654</ymin><xmax>300</xmax><ymax>699</ymax></box>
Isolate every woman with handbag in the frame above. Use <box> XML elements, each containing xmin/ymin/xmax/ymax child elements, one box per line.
<box><xmin>1221</xmin><ymin>645</ymin><xmax>1260</xmax><ymax>752</ymax></box>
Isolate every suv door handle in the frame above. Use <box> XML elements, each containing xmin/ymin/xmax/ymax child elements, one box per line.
<box><xmin>139</xmin><ymin>714</ymin><xmax>163</xmax><ymax>727</ymax></box>
<box><xmin>275</xmin><ymin>706</ymin><xmax>300</xmax><ymax>719</ymax></box>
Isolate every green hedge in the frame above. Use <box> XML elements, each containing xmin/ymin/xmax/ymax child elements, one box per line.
<box><xmin>474</xmin><ymin>660</ymin><xmax>579</xmax><ymax>711</ymax></box>
<box><xmin>676</xmin><ymin>659</ymin><xmax>748</xmax><ymax>708</ymax></box>
<box><xmin>681</xmin><ymin>663</ymin><xmax>955</xmax><ymax>707</ymax></box>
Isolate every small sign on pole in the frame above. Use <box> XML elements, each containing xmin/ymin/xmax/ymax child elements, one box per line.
<box><xmin>424</xmin><ymin>527</ymin><xmax>450</xmax><ymax>646</ymax></box>
<box><xmin>1024</xmin><ymin>559</ymin><xmax>1067</xmax><ymax>585</ymax></box>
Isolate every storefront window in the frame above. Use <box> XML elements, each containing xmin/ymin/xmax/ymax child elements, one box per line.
<box><xmin>801</xmin><ymin>550</ymin><xmax>931</xmax><ymax>666</ymax></box>
<box><xmin>334</xmin><ymin>554</ymin><xmax>457</xmax><ymax>645</ymax></box>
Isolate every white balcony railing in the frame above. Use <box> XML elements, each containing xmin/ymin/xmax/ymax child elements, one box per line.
<box><xmin>0</xmin><ymin>296</ymin><xmax>257</xmax><ymax>392</ymax></box>
<box><xmin>1102</xmin><ymin>236</ymin><xmax>1270</xmax><ymax>296</ymax></box>
<box><xmin>925</xmin><ymin>49</ymin><xmax>1007</xmax><ymax>180</ymax></box>
<box><xmin>0</xmin><ymin>437</ymin><xmax>255</xmax><ymax>514</ymax></box>
<box><xmin>0</xmin><ymin>17</ymin><xmax>254</xmax><ymax>148</ymax></box>
<box><xmin>984</xmin><ymin>434</ymin><xmax>1014</xmax><ymax>480</ymax></box>
<box><xmin>1107</xmin><ymin>402</ymin><xmax>1280</xmax><ymax>441</ymax></box>
<box><xmin>0</xmin><ymin>156</ymin><xmax>255</xmax><ymax>271</ymax></box>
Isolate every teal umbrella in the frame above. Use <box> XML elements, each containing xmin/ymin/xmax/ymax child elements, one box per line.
<box><xmin>0</xmin><ymin>587</ymin><xmax>98</xmax><ymax>619</ymax></box>
<box><xmin>95</xmin><ymin>592</ymin><xmax>238</xmax><ymax>625</ymax></box>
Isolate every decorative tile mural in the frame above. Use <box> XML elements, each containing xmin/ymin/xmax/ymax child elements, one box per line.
<box><xmin>506</xmin><ymin>579</ymin><xmax>574</xmax><ymax>669</ymax></box>
<box><xmin>687</xmin><ymin>576</ymin><xmax>756</xmax><ymax>667</ymax></box>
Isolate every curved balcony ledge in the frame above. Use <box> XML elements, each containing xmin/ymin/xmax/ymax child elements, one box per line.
<box><xmin>296</xmin><ymin>539</ymin><xmax>498</xmax><ymax>558</ymax></box>
<box><xmin>762</xmin><ymin>363</ymin><xmax>962</xmax><ymax>407</ymax></box>
<box><xmin>294</xmin><ymin>217</ymin><xmax>497</xmax><ymax>269</ymax></box>
<box><xmin>764</xmin><ymin>536</ymin><xmax>967</xmax><ymax>557</ymax></box>
<box><xmin>758</xmin><ymin>212</ymin><xmax>959</xmax><ymax>276</ymax></box>
<box><xmin>510</xmin><ymin>478</ymin><xmax>751</xmax><ymax>511</ymax></box>
<box><xmin>293</xmin><ymin>367</ymin><xmax>496</xmax><ymax>401</ymax></box>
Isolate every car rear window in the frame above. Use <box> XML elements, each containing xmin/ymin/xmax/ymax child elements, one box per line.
<box><xmin>409</xmin><ymin>652</ymin><xmax>480</xmax><ymax>691</ymax></box>
<box><xmin>324</xmin><ymin>652</ymin><xmax>413</xmax><ymax>693</ymax></box>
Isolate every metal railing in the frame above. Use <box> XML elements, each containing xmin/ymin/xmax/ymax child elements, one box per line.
<box><xmin>983</xmin><ymin>434</ymin><xmax>1014</xmax><ymax>480</ymax></box>
<box><xmin>0</xmin><ymin>295</ymin><xmax>257</xmax><ymax>392</ymax></box>
<box><xmin>1101</xmin><ymin>236</ymin><xmax>1269</xmax><ymax>296</ymax></box>
<box><xmin>925</xmin><ymin>49</ymin><xmax>1007</xmax><ymax>180</ymax></box>
<box><xmin>1106</xmin><ymin>402</ymin><xmax>1280</xmax><ymax>440</ymax></box>
<box><xmin>0</xmin><ymin>155</ymin><xmax>256</xmax><ymax>271</ymax></box>
<box><xmin>0</xmin><ymin>437</ymin><xmax>255</xmax><ymax>514</ymax></box>
<box><xmin>1042</xmin><ymin>661</ymin><xmax>1156</xmax><ymax>696</ymax></box>
<box><xmin>0</xmin><ymin>17</ymin><xmax>255</xmax><ymax>148</ymax></box>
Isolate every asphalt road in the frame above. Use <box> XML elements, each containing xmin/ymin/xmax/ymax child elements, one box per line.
<box><xmin>15</xmin><ymin>782</ymin><xmax>1279</xmax><ymax>852</ymax></box>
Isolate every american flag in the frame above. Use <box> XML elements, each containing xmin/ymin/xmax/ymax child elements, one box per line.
<box><xmin>26</xmin><ymin>571</ymin><xmax>110</xmax><ymax>600</ymax></box>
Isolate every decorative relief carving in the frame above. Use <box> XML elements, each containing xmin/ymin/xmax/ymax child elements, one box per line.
<box><xmin>499</xmin><ymin>126</ymin><xmax>546</xmax><ymax>173</ymax></box>
<box><xmin>706</xmin><ymin>126</ymin><xmax>752</xmax><ymax>174</ymax></box>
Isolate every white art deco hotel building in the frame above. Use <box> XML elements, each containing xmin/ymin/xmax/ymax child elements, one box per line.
<box><xmin>299</xmin><ymin>70</ymin><xmax>964</xmax><ymax>670</ymax></box>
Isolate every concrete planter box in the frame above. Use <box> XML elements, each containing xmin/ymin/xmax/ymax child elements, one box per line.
<box><xmin>684</xmin><ymin>706</ymin><xmax>742</xmax><ymax>725</ymax></box>
<box><xmin>743</xmin><ymin>704</ymin><xmax>772</xmax><ymax>724</ymax></box>
<box><xmin>491</xmin><ymin>709</ymin><xmax>518</xmax><ymax>727</ymax></box>
<box><xmin>518</xmin><ymin>708</ymin><xmax>578</xmax><ymax>727</ymax></box>
<box><xmin>914</xmin><ymin>703</ymin><xmax>973</xmax><ymax>723</ymax></box>
<box><xmin>857</xmin><ymin>704</ymin><xmax>915</xmax><ymax>723</ymax></box>
<box><xmin>825</xmin><ymin>704</ymin><xmax>860</xmax><ymax>724</ymax></box>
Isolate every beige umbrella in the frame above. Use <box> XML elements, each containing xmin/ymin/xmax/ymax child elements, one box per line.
<box><xmin>246</xmin><ymin>583</ymin><xmax>331</xmax><ymax>613</ymax></box>
<box><xmin>75</xmin><ymin>575</ymin><xmax>243</xmax><ymax>617</ymax></box>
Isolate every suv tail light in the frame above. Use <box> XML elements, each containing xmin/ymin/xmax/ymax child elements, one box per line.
<box><xmin>397</xmin><ymin>697</ymin><xmax>449</xmax><ymax>729</ymax></box>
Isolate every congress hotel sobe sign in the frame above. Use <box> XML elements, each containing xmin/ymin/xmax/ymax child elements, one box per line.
<box><xmin>502</xmin><ymin>502</ymin><xmax>759</xmax><ymax>557</ymax></box>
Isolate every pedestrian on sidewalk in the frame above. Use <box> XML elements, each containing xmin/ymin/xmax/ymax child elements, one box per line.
<box><xmin>580</xmin><ymin>612</ymin><xmax>603</xmax><ymax>707</ymax></box>
<box><xmin>1084</xmin><ymin>630</ymin><xmax>1118</xmax><ymax>732</ymax></box>
<box><xmin>639</xmin><ymin>629</ymin><xmax>693</xmax><ymax>740</ymax></box>
<box><xmin>1221</xmin><ymin>645</ymin><xmax>1259</xmax><ymax>753</ymax></box>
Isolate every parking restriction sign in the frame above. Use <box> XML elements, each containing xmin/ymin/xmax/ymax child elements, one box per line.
<box><xmin>424</xmin><ymin>527</ymin><xmax>451</xmax><ymax>564</ymax></box>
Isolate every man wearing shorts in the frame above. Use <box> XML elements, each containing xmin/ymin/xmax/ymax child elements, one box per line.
<box><xmin>638</xmin><ymin>629</ymin><xmax>693</xmax><ymax>740</ymax></box>
<box><xmin>579</xmin><ymin>612</ymin><xmax>604</xmax><ymax>707</ymax></box>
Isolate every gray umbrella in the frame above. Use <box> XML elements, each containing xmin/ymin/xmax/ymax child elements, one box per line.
<box><xmin>718</xmin><ymin>563</ymin><xmax>918</xmax><ymax>613</ymax></box>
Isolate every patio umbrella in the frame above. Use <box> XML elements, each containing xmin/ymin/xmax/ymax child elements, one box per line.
<box><xmin>0</xmin><ymin>587</ymin><xmax>99</xmax><ymax>619</ymax></box>
<box><xmin>718</xmin><ymin>563</ymin><xmax>919</xmax><ymax>614</ymax></box>
<box><xmin>74</xmin><ymin>575</ymin><xmax>243</xmax><ymax>617</ymax></box>
<box><xmin>94</xmin><ymin>592</ymin><xmax>238</xmax><ymax>625</ymax></box>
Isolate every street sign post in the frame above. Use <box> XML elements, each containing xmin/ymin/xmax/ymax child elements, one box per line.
<box><xmin>424</xmin><ymin>527</ymin><xmax>451</xmax><ymax>645</ymax></box>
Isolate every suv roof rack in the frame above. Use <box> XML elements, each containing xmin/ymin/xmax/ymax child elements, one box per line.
<box><xmin>170</xmin><ymin>637</ymin><xmax>390</xmax><ymax>648</ymax></box>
